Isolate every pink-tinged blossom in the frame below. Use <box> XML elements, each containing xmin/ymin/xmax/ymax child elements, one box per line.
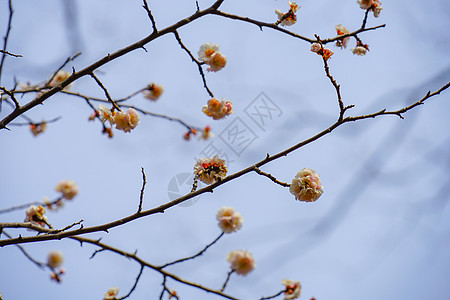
<box><xmin>216</xmin><ymin>206</ymin><xmax>244</xmax><ymax>233</ymax></box>
<box><xmin>198</xmin><ymin>42</ymin><xmax>220</xmax><ymax>62</ymax></box>
<box><xmin>24</xmin><ymin>205</ymin><xmax>49</xmax><ymax>228</ymax></box>
<box><xmin>49</xmin><ymin>70</ymin><xmax>73</xmax><ymax>89</ymax></box>
<box><xmin>47</xmin><ymin>251</ymin><xmax>64</xmax><ymax>269</ymax></box>
<box><xmin>194</xmin><ymin>155</ymin><xmax>228</xmax><ymax>184</ymax></box>
<box><xmin>310</xmin><ymin>43</ymin><xmax>322</xmax><ymax>53</ymax></box>
<box><xmin>227</xmin><ymin>250</ymin><xmax>256</xmax><ymax>276</ymax></box>
<box><xmin>357</xmin><ymin>0</ymin><xmax>383</xmax><ymax>17</ymax></box>
<box><xmin>335</xmin><ymin>24</ymin><xmax>351</xmax><ymax>49</ymax></box>
<box><xmin>30</xmin><ymin>122</ymin><xmax>47</xmax><ymax>137</ymax></box>
<box><xmin>143</xmin><ymin>83</ymin><xmax>164</xmax><ymax>101</ymax></box>
<box><xmin>202</xmin><ymin>98</ymin><xmax>233</xmax><ymax>120</ymax></box>
<box><xmin>275</xmin><ymin>1</ymin><xmax>300</xmax><ymax>26</ymax></box>
<box><xmin>103</xmin><ymin>287</ymin><xmax>119</xmax><ymax>300</ymax></box>
<box><xmin>282</xmin><ymin>279</ymin><xmax>302</xmax><ymax>300</ymax></box>
<box><xmin>55</xmin><ymin>180</ymin><xmax>78</xmax><ymax>200</ymax></box>
<box><xmin>289</xmin><ymin>168</ymin><xmax>324</xmax><ymax>202</ymax></box>
<box><xmin>114</xmin><ymin>108</ymin><xmax>140</xmax><ymax>133</ymax></box>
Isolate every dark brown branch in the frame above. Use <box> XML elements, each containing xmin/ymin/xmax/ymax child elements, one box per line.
<box><xmin>46</xmin><ymin>52</ymin><xmax>81</xmax><ymax>86</ymax></box>
<box><xmin>0</xmin><ymin>49</ymin><xmax>21</xmax><ymax>58</ymax></box>
<box><xmin>0</xmin><ymin>0</ymin><xmax>226</xmax><ymax>129</ymax></box>
<box><xmin>253</xmin><ymin>167</ymin><xmax>290</xmax><ymax>187</ymax></box>
<box><xmin>118</xmin><ymin>265</ymin><xmax>145</xmax><ymax>300</ymax></box>
<box><xmin>1</xmin><ymin>230</ymin><xmax>46</xmax><ymax>269</ymax></box>
<box><xmin>160</xmin><ymin>232</ymin><xmax>225</xmax><ymax>268</ymax></box>
<box><xmin>137</xmin><ymin>168</ymin><xmax>147</xmax><ymax>213</ymax></box>
<box><xmin>173</xmin><ymin>30</ymin><xmax>214</xmax><ymax>97</ymax></box>
<box><xmin>361</xmin><ymin>7</ymin><xmax>372</xmax><ymax>29</ymax></box>
<box><xmin>142</xmin><ymin>0</ymin><xmax>157</xmax><ymax>33</ymax></box>
<box><xmin>0</xmin><ymin>0</ymin><xmax>13</xmax><ymax>84</ymax></box>
<box><xmin>259</xmin><ymin>290</ymin><xmax>284</xmax><ymax>300</ymax></box>
<box><xmin>89</xmin><ymin>72</ymin><xmax>120</xmax><ymax>111</ymax></box>
<box><xmin>220</xmin><ymin>270</ymin><xmax>234</xmax><ymax>292</ymax></box>
<box><xmin>0</xmin><ymin>82</ymin><xmax>448</xmax><ymax>247</ymax></box>
<box><xmin>0</xmin><ymin>196</ymin><xmax>62</xmax><ymax>214</ymax></box>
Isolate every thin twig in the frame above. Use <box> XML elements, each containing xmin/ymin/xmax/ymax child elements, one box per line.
<box><xmin>47</xmin><ymin>220</ymin><xmax>83</xmax><ymax>234</ymax></box>
<box><xmin>0</xmin><ymin>196</ymin><xmax>63</xmax><ymax>214</ymax></box>
<box><xmin>1</xmin><ymin>230</ymin><xmax>46</xmax><ymax>269</ymax></box>
<box><xmin>142</xmin><ymin>0</ymin><xmax>157</xmax><ymax>33</ymax></box>
<box><xmin>220</xmin><ymin>270</ymin><xmax>234</xmax><ymax>292</ymax></box>
<box><xmin>259</xmin><ymin>290</ymin><xmax>284</xmax><ymax>300</ymax></box>
<box><xmin>253</xmin><ymin>167</ymin><xmax>290</xmax><ymax>187</ymax></box>
<box><xmin>46</xmin><ymin>52</ymin><xmax>81</xmax><ymax>86</ymax></box>
<box><xmin>0</xmin><ymin>49</ymin><xmax>21</xmax><ymax>57</ymax></box>
<box><xmin>89</xmin><ymin>72</ymin><xmax>120</xmax><ymax>111</ymax></box>
<box><xmin>138</xmin><ymin>168</ymin><xmax>147</xmax><ymax>213</ymax></box>
<box><xmin>0</xmin><ymin>0</ymin><xmax>13</xmax><ymax>84</ymax></box>
<box><xmin>160</xmin><ymin>232</ymin><xmax>225</xmax><ymax>268</ymax></box>
<box><xmin>173</xmin><ymin>30</ymin><xmax>214</xmax><ymax>97</ymax></box>
<box><xmin>118</xmin><ymin>265</ymin><xmax>145</xmax><ymax>300</ymax></box>
<box><xmin>361</xmin><ymin>7</ymin><xmax>372</xmax><ymax>29</ymax></box>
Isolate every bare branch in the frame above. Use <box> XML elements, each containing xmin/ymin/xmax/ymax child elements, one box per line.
<box><xmin>89</xmin><ymin>72</ymin><xmax>121</xmax><ymax>111</ymax></box>
<box><xmin>259</xmin><ymin>290</ymin><xmax>284</xmax><ymax>300</ymax></box>
<box><xmin>0</xmin><ymin>0</ymin><xmax>14</xmax><ymax>84</ymax></box>
<box><xmin>137</xmin><ymin>168</ymin><xmax>147</xmax><ymax>213</ymax></box>
<box><xmin>142</xmin><ymin>0</ymin><xmax>157</xmax><ymax>33</ymax></box>
<box><xmin>0</xmin><ymin>49</ymin><xmax>21</xmax><ymax>58</ymax></box>
<box><xmin>220</xmin><ymin>270</ymin><xmax>234</xmax><ymax>292</ymax></box>
<box><xmin>118</xmin><ymin>265</ymin><xmax>145</xmax><ymax>300</ymax></box>
<box><xmin>160</xmin><ymin>232</ymin><xmax>225</xmax><ymax>268</ymax></box>
<box><xmin>253</xmin><ymin>167</ymin><xmax>290</xmax><ymax>187</ymax></box>
<box><xmin>1</xmin><ymin>230</ymin><xmax>46</xmax><ymax>270</ymax></box>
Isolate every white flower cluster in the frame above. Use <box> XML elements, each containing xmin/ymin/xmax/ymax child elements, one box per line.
<box><xmin>216</xmin><ymin>206</ymin><xmax>243</xmax><ymax>233</ymax></box>
<box><xmin>194</xmin><ymin>155</ymin><xmax>228</xmax><ymax>184</ymax></box>
<box><xmin>198</xmin><ymin>42</ymin><xmax>227</xmax><ymax>72</ymax></box>
<box><xmin>226</xmin><ymin>249</ymin><xmax>256</xmax><ymax>276</ymax></box>
<box><xmin>98</xmin><ymin>105</ymin><xmax>140</xmax><ymax>133</ymax></box>
<box><xmin>289</xmin><ymin>168</ymin><xmax>324</xmax><ymax>202</ymax></box>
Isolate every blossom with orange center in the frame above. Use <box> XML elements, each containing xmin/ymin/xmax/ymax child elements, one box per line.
<box><xmin>24</xmin><ymin>205</ymin><xmax>49</xmax><ymax>228</ymax></box>
<box><xmin>335</xmin><ymin>24</ymin><xmax>351</xmax><ymax>49</ymax></box>
<box><xmin>103</xmin><ymin>287</ymin><xmax>119</xmax><ymax>300</ymax></box>
<box><xmin>114</xmin><ymin>108</ymin><xmax>140</xmax><ymax>133</ymax></box>
<box><xmin>357</xmin><ymin>0</ymin><xmax>383</xmax><ymax>17</ymax></box>
<box><xmin>202</xmin><ymin>98</ymin><xmax>233</xmax><ymax>120</ymax></box>
<box><xmin>227</xmin><ymin>250</ymin><xmax>256</xmax><ymax>276</ymax></box>
<box><xmin>216</xmin><ymin>206</ymin><xmax>244</xmax><ymax>233</ymax></box>
<box><xmin>281</xmin><ymin>279</ymin><xmax>301</xmax><ymax>300</ymax></box>
<box><xmin>275</xmin><ymin>1</ymin><xmax>300</xmax><ymax>26</ymax></box>
<box><xmin>207</xmin><ymin>52</ymin><xmax>227</xmax><ymax>72</ymax></box>
<box><xmin>98</xmin><ymin>104</ymin><xmax>116</xmax><ymax>125</ymax></box>
<box><xmin>49</xmin><ymin>70</ymin><xmax>73</xmax><ymax>89</ymax></box>
<box><xmin>194</xmin><ymin>155</ymin><xmax>227</xmax><ymax>184</ymax></box>
<box><xmin>143</xmin><ymin>83</ymin><xmax>164</xmax><ymax>101</ymax></box>
<box><xmin>198</xmin><ymin>125</ymin><xmax>214</xmax><ymax>140</ymax></box>
<box><xmin>198</xmin><ymin>42</ymin><xmax>220</xmax><ymax>62</ymax></box>
<box><xmin>47</xmin><ymin>250</ymin><xmax>64</xmax><ymax>269</ymax></box>
<box><xmin>55</xmin><ymin>180</ymin><xmax>78</xmax><ymax>200</ymax></box>
<box><xmin>322</xmin><ymin>48</ymin><xmax>334</xmax><ymax>61</ymax></box>
<box><xmin>289</xmin><ymin>168</ymin><xmax>324</xmax><ymax>202</ymax></box>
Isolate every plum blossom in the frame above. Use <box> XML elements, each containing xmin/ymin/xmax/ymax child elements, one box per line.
<box><xmin>194</xmin><ymin>155</ymin><xmax>228</xmax><ymax>184</ymax></box>
<box><xmin>357</xmin><ymin>0</ymin><xmax>383</xmax><ymax>18</ymax></box>
<box><xmin>207</xmin><ymin>52</ymin><xmax>227</xmax><ymax>72</ymax></box>
<box><xmin>143</xmin><ymin>83</ymin><xmax>164</xmax><ymax>101</ymax></box>
<box><xmin>289</xmin><ymin>168</ymin><xmax>324</xmax><ymax>202</ymax></box>
<box><xmin>47</xmin><ymin>250</ymin><xmax>64</xmax><ymax>269</ymax></box>
<box><xmin>275</xmin><ymin>1</ymin><xmax>299</xmax><ymax>26</ymax></box>
<box><xmin>322</xmin><ymin>48</ymin><xmax>334</xmax><ymax>61</ymax></box>
<box><xmin>227</xmin><ymin>250</ymin><xmax>256</xmax><ymax>276</ymax></box>
<box><xmin>24</xmin><ymin>205</ymin><xmax>49</xmax><ymax>228</ymax></box>
<box><xmin>98</xmin><ymin>105</ymin><xmax>116</xmax><ymax>124</ymax></box>
<box><xmin>30</xmin><ymin>122</ymin><xmax>47</xmax><ymax>137</ymax></box>
<box><xmin>202</xmin><ymin>98</ymin><xmax>233</xmax><ymax>120</ymax></box>
<box><xmin>103</xmin><ymin>287</ymin><xmax>119</xmax><ymax>300</ymax></box>
<box><xmin>310</xmin><ymin>43</ymin><xmax>334</xmax><ymax>61</ymax></box>
<box><xmin>335</xmin><ymin>24</ymin><xmax>351</xmax><ymax>49</ymax></box>
<box><xmin>55</xmin><ymin>180</ymin><xmax>78</xmax><ymax>200</ymax></box>
<box><xmin>351</xmin><ymin>46</ymin><xmax>368</xmax><ymax>56</ymax></box>
<box><xmin>216</xmin><ymin>206</ymin><xmax>244</xmax><ymax>233</ymax></box>
<box><xmin>198</xmin><ymin>125</ymin><xmax>214</xmax><ymax>140</ymax></box>
<box><xmin>282</xmin><ymin>279</ymin><xmax>301</xmax><ymax>300</ymax></box>
<box><xmin>310</xmin><ymin>43</ymin><xmax>321</xmax><ymax>53</ymax></box>
<box><xmin>114</xmin><ymin>108</ymin><xmax>140</xmax><ymax>133</ymax></box>
<box><xmin>49</xmin><ymin>70</ymin><xmax>73</xmax><ymax>89</ymax></box>
<box><xmin>198</xmin><ymin>42</ymin><xmax>220</xmax><ymax>62</ymax></box>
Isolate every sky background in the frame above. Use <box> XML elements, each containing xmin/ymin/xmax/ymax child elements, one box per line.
<box><xmin>1</xmin><ymin>0</ymin><xmax>450</xmax><ymax>299</ymax></box>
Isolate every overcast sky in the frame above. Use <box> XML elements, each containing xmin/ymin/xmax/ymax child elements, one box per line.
<box><xmin>1</xmin><ymin>0</ymin><xmax>450</xmax><ymax>299</ymax></box>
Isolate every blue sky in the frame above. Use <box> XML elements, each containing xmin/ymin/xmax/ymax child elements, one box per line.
<box><xmin>1</xmin><ymin>0</ymin><xmax>449</xmax><ymax>299</ymax></box>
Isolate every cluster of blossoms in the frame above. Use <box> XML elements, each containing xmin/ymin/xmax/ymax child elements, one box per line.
<box><xmin>30</xmin><ymin>122</ymin><xmax>47</xmax><ymax>137</ymax></box>
<box><xmin>183</xmin><ymin>125</ymin><xmax>214</xmax><ymax>141</ymax></box>
<box><xmin>227</xmin><ymin>250</ymin><xmax>256</xmax><ymax>276</ymax></box>
<box><xmin>198</xmin><ymin>42</ymin><xmax>227</xmax><ymax>72</ymax></box>
<box><xmin>24</xmin><ymin>205</ymin><xmax>49</xmax><ymax>228</ymax></box>
<box><xmin>310</xmin><ymin>43</ymin><xmax>334</xmax><ymax>61</ymax></box>
<box><xmin>275</xmin><ymin>1</ymin><xmax>299</xmax><ymax>26</ymax></box>
<box><xmin>142</xmin><ymin>83</ymin><xmax>164</xmax><ymax>101</ymax></box>
<box><xmin>289</xmin><ymin>168</ymin><xmax>324</xmax><ymax>202</ymax></box>
<box><xmin>282</xmin><ymin>279</ymin><xmax>302</xmax><ymax>300</ymax></box>
<box><xmin>97</xmin><ymin>105</ymin><xmax>140</xmax><ymax>133</ymax></box>
<box><xmin>202</xmin><ymin>98</ymin><xmax>233</xmax><ymax>120</ymax></box>
<box><xmin>335</xmin><ymin>24</ymin><xmax>351</xmax><ymax>49</ymax></box>
<box><xmin>49</xmin><ymin>70</ymin><xmax>73</xmax><ymax>90</ymax></box>
<box><xmin>103</xmin><ymin>287</ymin><xmax>119</xmax><ymax>300</ymax></box>
<box><xmin>357</xmin><ymin>0</ymin><xmax>382</xmax><ymax>18</ymax></box>
<box><xmin>216</xmin><ymin>206</ymin><xmax>244</xmax><ymax>233</ymax></box>
<box><xmin>194</xmin><ymin>155</ymin><xmax>228</xmax><ymax>184</ymax></box>
<box><xmin>47</xmin><ymin>250</ymin><xmax>65</xmax><ymax>283</ymax></box>
<box><xmin>55</xmin><ymin>180</ymin><xmax>78</xmax><ymax>200</ymax></box>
